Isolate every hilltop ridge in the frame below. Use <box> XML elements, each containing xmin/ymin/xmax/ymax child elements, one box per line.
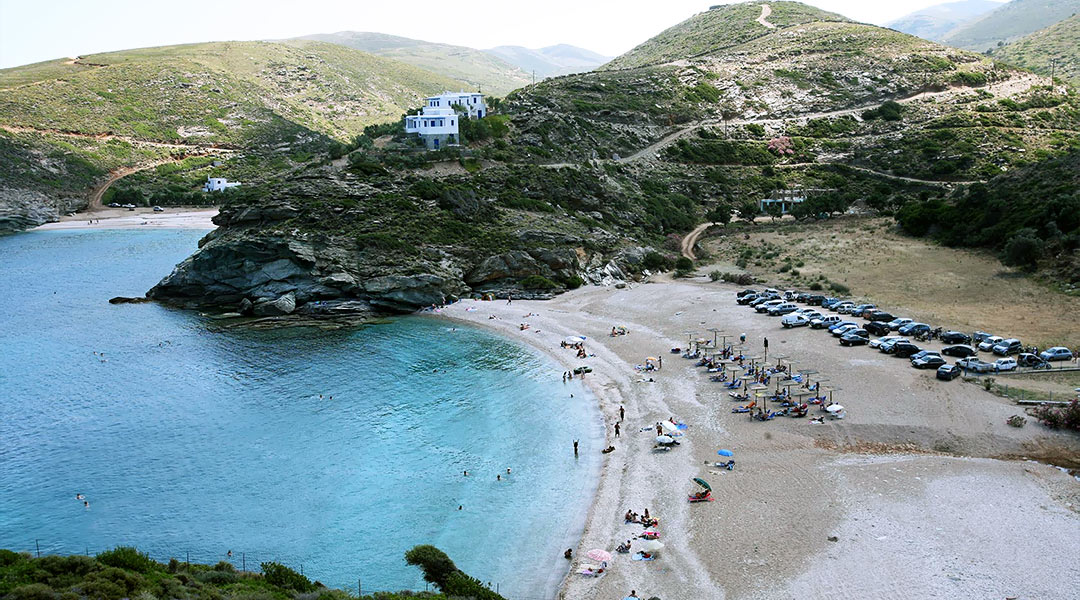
<box><xmin>991</xmin><ymin>13</ymin><xmax>1080</xmax><ymax>86</ymax></box>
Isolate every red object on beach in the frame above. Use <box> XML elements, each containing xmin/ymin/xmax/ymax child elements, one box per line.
<box><xmin>688</xmin><ymin>492</ymin><xmax>714</xmax><ymax>503</ymax></box>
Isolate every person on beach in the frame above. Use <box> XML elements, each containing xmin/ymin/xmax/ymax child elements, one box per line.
<box><xmin>562</xmin><ymin>372</ymin><xmax>567</xmax><ymax>383</ymax></box>
<box><xmin>564</xmin><ymin>548</ymin><xmax>572</xmax><ymax>560</ymax></box>
<box><xmin>614</xmin><ymin>422</ymin><xmax>620</xmax><ymax>437</ymax></box>
<box><xmin>656</xmin><ymin>423</ymin><xmax>663</xmax><ymax>436</ymax></box>
<box><xmin>659</xmin><ymin>356</ymin><xmax>662</xmax><ymax>369</ymax></box>
<box><xmin>620</xmin><ymin>405</ymin><xmax>625</xmax><ymax>421</ymax></box>
<box><xmin>573</xmin><ymin>440</ymin><xmax>579</xmax><ymax>456</ymax></box>
<box><xmin>627</xmin><ymin>591</ymin><xmax>639</xmax><ymax>600</ymax></box>
<box><xmin>506</xmin><ymin>293</ymin><xmax>512</xmax><ymax>305</ymax></box>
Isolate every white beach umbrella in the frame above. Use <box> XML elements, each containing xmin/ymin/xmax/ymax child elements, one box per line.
<box><xmin>639</xmin><ymin>540</ymin><xmax>664</xmax><ymax>552</ymax></box>
<box><xmin>656</xmin><ymin>435</ymin><xmax>674</xmax><ymax>444</ymax></box>
<box><xmin>564</xmin><ymin>336</ymin><xmax>586</xmax><ymax>344</ymax></box>
<box><xmin>826</xmin><ymin>404</ymin><xmax>845</xmax><ymax>413</ymax></box>
<box><xmin>660</xmin><ymin>421</ymin><xmax>679</xmax><ymax>434</ymax></box>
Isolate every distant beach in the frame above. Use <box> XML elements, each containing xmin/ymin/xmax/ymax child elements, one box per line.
<box><xmin>439</xmin><ymin>278</ymin><xmax>1080</xmax><ymax>600</ymax></box>
<box><xmin>33</xmin><ymin>207</ymin><xmax>218</xmax><ymax>230</ymax></box>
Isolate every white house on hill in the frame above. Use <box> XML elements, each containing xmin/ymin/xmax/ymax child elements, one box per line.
<box><xmin>204</xmin><ymin>177</ymin><xmax>241</xmax><ymax>192</ymax></box>
<box><xmin>404</xmin><ymin>91</ymin><xmax>486</xmax><ymax>150</ymax></box>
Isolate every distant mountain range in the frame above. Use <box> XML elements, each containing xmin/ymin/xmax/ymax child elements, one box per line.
<box><xmin>890</xmin><ymin>0</ymin><xmax>1080</xmax><ymax>51</ymax></box>
<box><xmin>485</xmin><ymin>44</ymin><xmax>612</xmax><ymax>79</ymax></box>
<box><xmin>887</xmin><ymin>0</ymin><xmax>1001</xmax><ymax>42</ymax></box>
<box><xmin>991</xmin><ymin>13</ymin><xmax>1080</xmax><ymax>85</ymax></box>
<box><xmin>291</xmin><ymin>32</ymin><xmax>608</xmax><ymax>96</ymax></box>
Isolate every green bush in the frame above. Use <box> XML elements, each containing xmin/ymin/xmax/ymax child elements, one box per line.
<box><xmin>1001</xmin><ymin>229</ymin><xmax>1045</xmax><ymax>270</ymax></box>
<box><xmin>828</xmin><ymin>282</ymin><xmax>850</xmax><ymax>294</ymax></box>
<box><xmin>260</xmin><ymin>562</ymin><xmax>315</xmax><ymax>593</ymax></box>
<box><xmin>675</xmin><ymin>257</ymin><xmax>693</xmax><ymax>271</ymax></box>
<box><xmin>562</xmin><ymin>275</ymin><xmax>584</xmax><ymax>289</ymax></box>
<box><xmin>8</xmin><ymin>583</ymin><xmax>57</xmax><ymax>600</ymax></box>
<box><xmin>642</xmin><ymin>252</ymin><xmax>673</xmax><ymax>272</ymax></box>
<box><xmin>96</xmin><ymin>548</ymin><xmax>155</xmax><ymax>574</ymax></box>
<box><xmin>809</xmin><ymin>282</ymin><xmax>823</xmax><ymax>290</ymax></box>
<box><xmin>709</xmin><ymin>270</ymin><xmax>722</xmax><ymax>282</ymax></box>
<box><xmin>403</xmin><ymin>546</ymin><xmax>457</xmax><ymax>591</ymax></box>
<box><xmin>520</xmin><ymin>275</ymin><xmax>558</xmax><ymax>289</ymax></box>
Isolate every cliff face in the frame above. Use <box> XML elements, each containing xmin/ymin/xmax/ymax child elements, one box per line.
<box><xmin>147</xmin><ymin>167</ymin><xmax>650</xmax><ymax>316</ymax></box>
<box><xmin>0</xmin><ymin>188</ymin><xmax>86</xmax><ymax>233</ymax></box>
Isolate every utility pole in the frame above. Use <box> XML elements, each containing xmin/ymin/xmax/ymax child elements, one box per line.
<box><xmin>1050</xmin><ymin>58</ymin><xmax>1057</xmax><ymax>86</ymax></box>
<box><xmin>532</xmin><ymin>69</ymin><xmax>536</xmax><ymax>85</ymax></box>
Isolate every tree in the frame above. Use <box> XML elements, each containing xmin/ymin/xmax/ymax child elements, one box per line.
<box><xmin>1001</xmin><ymin>229</ymin><xmax>1045</xmax><ymax>271</ymax></box>
<box><xmin>737</xmin><ymin>199</ymin><xmax>760</xmax><ymax>221</ymax></box>
<box><xmin>404</xmin><ymin>545</ymin><xmax>457</xmax><ymax>591</ymax></box>
<box><xmin>706</xmin><ymin>202</ymin><xmax>732</xmax><ymax>225</ymax></box>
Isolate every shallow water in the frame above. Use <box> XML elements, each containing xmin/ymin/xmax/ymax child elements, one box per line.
<box><xmin>0</xmin><ymin>229</ymin><xmax>602</xmax><ymax>597</ymax></box>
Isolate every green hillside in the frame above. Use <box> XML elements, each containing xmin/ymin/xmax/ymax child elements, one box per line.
<box><xmin>991</xmin><ymin>13</ymin><xmax>1080</xmax><ymax>86</ymax></box>
<box><xmin>942</xmin><ymin>0</ymin><xmax>1080</xmax><ymax>51</ymax></box>
<box><xmin>603</xmin><ymin>1</ymin><xmax>850</xmax><ymax>70</ymax></box>
<box><xmin>293</xmin><ymin>32</ymin><xmax>530</xmax><ymax>96</ymax></box>
<box><xmin>887</xmin><ymin>0</ymin><xmax>1002</xmax><ymax>42</ymax></box>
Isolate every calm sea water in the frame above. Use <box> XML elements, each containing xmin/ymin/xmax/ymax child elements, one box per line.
<box><xmin>0</xmin><ymin>229</ymin><xmax>602</xmax><ymax>598</ymax></box>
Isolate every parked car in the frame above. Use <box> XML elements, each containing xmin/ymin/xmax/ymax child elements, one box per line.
<box><xmin>912</xmin><ymin>354</ymin><xmax>947</xmax><ymax>369</ymax></box>
<box><xmin>782</xmin><ymin>314</ymin><xmax>810</xmax><ymax>328</ymax></box>
<box><xmin>108</xmin><ymin>202</ymin><xmax>121</xmax><ymax>208</ymax></box>
<box><xmin>801</xmin><ymin>310</ymin><xmax>823</xmax><ymax>321</ymax></box>
<box><xmin>972</xmin><ymin>331</ymin><xmax>994</xmax><ymax>343</ymax></box>
<box><xmin>865</xmin><ymin>310</ymin><xmax>895</xmax><ymax>322</ymax></box>
<box><xmin>910</xmin><ymin>350</ymin><xmax>941</xmax><ymax>362</ymax></box>
<box><xmin>1040</xmin><ymin>347</ymin><xmax>1074</xmax><ymax>362</ymax></box>
<box><xmin>768</xmin><ymin>303</ymin><xmax>798</xmax><ymax>316</ymax></box>
<box><xmin>849</xmin><ymin>304</ymin><xmax>876</xmax><ymax>318</ymax></box>
<box><xmin>821</xmin><ymin>297</ymin><xmax>843</xmax><ymax>309</ymax></box>
<box><xmin>831</xmin><ymin>324</ymin><xmax>860</xmax><ymax>337</ymax></box>
<box><xmin>957</xmin><ymin>357</ymin><xmax>995</xmax><ymax>373</ymax></box>
<box><xmin>783</xmin><ymin>290</ymin><xmax>799</xmax><ymax>301</ymax></box>
<box><xmin>839</xmin><ymin>329</ymin><xmax>870</xmax><ymax>346</ymax></box>
<box><xmin>891</xmin><ymin>341</ymin><xmax>922</xmax><ymax>358</ymax></box>
<box><xmin>833</xmin><ymin>302</ymin><xmax>856</xmax><ymax>314</ymax></box>
<box><xmin>941</xmin><ymin>344</ymin><xmax>977</xmax><ymax>358</ymax></box>
<box><xmin>806</xmin><ymin>295</ymin><xmax>826</xmax><ymax>306</ymax></box>
<box><xmin>977</xmin><ymin>336</ymin><xmax>1004</xmax><ymax>352</ymax></box>
<box><xmin>810</xmin><ymin>315</ymin><xmax>841</xmax><ymax>329</ymax></box>
<box><xmin>878</xmin><ymin>338</ymin><xmax>908</xmax><ymax>353</ymax></box>
<box><xmin>992</xmin><ymin>338</ymin><xmax>1022</xmax><ymax>356</ymax></box>
<box><xmin>736</xmin><ymin>289</ymin><xmax>758</xmax><ymax>298</ymax></box>
<box><xmin>993</xmin><ymin>357</ymin><xmax>1018</xmax><ymax>371</ymax></box>
<box><xmin>864</xmin><ymin>321</ymin><xmax>891</xmax><ymax>336</ymax></box>
<box><xmin>870</xmin><ymin>335</ymin><xmax>905</xmax><ymax>349</ymax></box>
<box><xmin>937</xmin><ymin>364</ymin><xmax>962</xmax><ymax>381</ymax></box>
<box><xmin>756</xmin><ymin>299</ymin><xmax>784</xmax><ymax>313</ymax></box>
<box><xmin>898</xmin><ymin>322</ymin><xmax>930</xmax><ymax>336</ymax></box>
<box><xmin>152</xmin><ymin>206</ymin><xmax>164</xmax><ymax>212</ymax></box>
<box><xmin>886</xmin><ymin>318</ymin><xmax>913</xmax><ymax>331</ymax></box>
<box><xmin>939</xmin><ymin>331</ymin><xmax>971</xmax><ymax>344</ymax></box>
<box><xmin>737</xmin><ymin>294</ymin><xmax>759</xmax><ymax>305</ymax></box>
<box><xmin>1018</xmin><ymin>353</ymin><xmax>1051</xmax><ymax>369</ymax></box>
<box><xmin>828</xmin><ymin>320</ymin><xmax>858</xmax><ymax>333</ymax></box>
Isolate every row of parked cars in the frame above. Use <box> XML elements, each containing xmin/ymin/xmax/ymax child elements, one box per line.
<box><xmin>735</xmin><ymin>288</ymin><xmax>1074</xmax><ymax>380</ymax></box>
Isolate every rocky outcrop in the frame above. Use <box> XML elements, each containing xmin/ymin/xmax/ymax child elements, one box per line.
<box><xmin>0</xmin><ymin>188</ymin><xmax>86</xmax><ymax>234</ymax></box>
<box><xmin>252</xmin><ymin>291</ymin><xmax>296</xmax><ymax>316</ymax></box>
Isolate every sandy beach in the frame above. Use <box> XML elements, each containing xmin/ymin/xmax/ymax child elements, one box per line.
<box><xmin>439</xmin><ymin>276</ymin><xmax>1080</xmax><ymax>600</ymax></box>
<box><xmin>32</xmin><ymin>207</ymin><xmax>218</xmax><ymax>230</ymax></box>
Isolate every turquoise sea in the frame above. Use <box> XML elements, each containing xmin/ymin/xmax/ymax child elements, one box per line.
<box><xmin>0</xmin><ymin>229</ymin><xmax>602</xmax><ymax>598</ymax></box>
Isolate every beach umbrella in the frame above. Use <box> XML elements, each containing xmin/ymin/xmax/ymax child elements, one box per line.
<box><xmin>645</xmin><ymin>356</ymin><xmax>658</xmax><ymax>362</ymax></box>
<box><xmin>660</xmin><ymin>421</ymin><xmax>681</xmax><ymax>435</ymax></box>
<box><xmin>564</xmin><ymin>335</ymin><xmax>586</xmax><ymax>344</ymax></box>
<box><xmin>586</xmin><ymin>549</ymin><xmax>612</xmax><ymax>563</ymax></box>
<box><xmin>656</xmin><ymin>435</ymin><xmax>674</xmax><ymax>444</ymax></box>
<box><xmin>639</xmin><ymin>540</ymin><xmax>664</xmax><ymax>552</ymax></box>
<box><xmin>693</xmin><ymin>477</ymin><xmax>712</xmax><ymax>492</ymax></box>
<box><xmin>717</xmin><ymin>449</ymin><xmax>733</xmax><ymax>457</ymax></box>
<box><xmin>826</xmin><ymin>404</ymin><xmax>844</xmax><ymax>413</ymax></box>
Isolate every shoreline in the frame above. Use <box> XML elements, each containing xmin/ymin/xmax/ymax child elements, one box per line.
<box><xmin>32</xmin><ymin>207</ymin><xmax>218</xmax><ymax>231</ymax></box>
<box><xmin>437</xmin><ymin>281</ymin><xmax>1080</xmax><ymax>600</ymax></box>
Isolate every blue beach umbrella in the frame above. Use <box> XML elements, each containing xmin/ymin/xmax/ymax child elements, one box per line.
<box><xmin>717</xmin><ymin>449</ymin><xmax>734</xmax><ymax>457</ymax></box>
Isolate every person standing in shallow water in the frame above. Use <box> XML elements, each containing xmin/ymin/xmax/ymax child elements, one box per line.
<box><xmin>614</xmin><ymin>422</ymin><xmax>620</xmax><ymax>437</ymax></box>
<box><xmin>573</xmin><ymin>440</ymin><xmax>579</xmax><ymax>456</ymax></box>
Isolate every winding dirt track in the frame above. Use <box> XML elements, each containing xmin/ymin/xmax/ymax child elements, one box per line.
<box><xmin>756</xmin><ymin>3</ymin><xmax>776</xmax><ymax>29</ymax></box>
<box><xmin>680</xmin><ymin>222</ymin><xmax>713</xmax><ymax>260</ymax></box>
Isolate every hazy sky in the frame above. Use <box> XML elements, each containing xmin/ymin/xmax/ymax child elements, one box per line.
<box><xmin>0</xmin><ymin>0</ymin><xmax>1008</xmax><ymax>69</ymax></box>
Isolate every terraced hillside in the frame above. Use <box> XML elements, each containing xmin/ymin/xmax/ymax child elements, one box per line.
<box><xmin>0</xmin><ymin>41</ymin><xmax>466</xmax><ymax>230</ymax></box>
<box><xmin>991</xmin><ymin>13</ymin><xmax>1080</xmax><ymax>86</ymax></box>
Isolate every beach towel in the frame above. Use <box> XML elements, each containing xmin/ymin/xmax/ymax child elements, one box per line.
<box><xmin>632</xmin><ymin>553</ymin><xmax>655</xmax><ymax>561</ymax></box>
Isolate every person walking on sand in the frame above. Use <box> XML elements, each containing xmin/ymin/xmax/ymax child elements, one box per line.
<box><xmin>614</xmin><ymin>422</ymin><xmax>620</xmax><ymax>437</ymax></box>
<box><xmin>659</xmin><ymin>356</ymin><xmax>662</xmax><ymax>369</ymax></box>
<box><xmin>573</xmin><ymin>440</ymin><xmax>579</xmax><ymax>457</ymax></box>
<box><xmin>656</xmin><ymin>422</ymin><xmax>663</xmax><ymax>436</ymax></box>
<box><xmin>620</xmin><ymin>405</ymin><xmax>625</xmax><ymax>421</ymax></box>
<box><xmin>506</xmin><ymin>293</ymin><xmax>512</xmax><ymax>305</ymax></box>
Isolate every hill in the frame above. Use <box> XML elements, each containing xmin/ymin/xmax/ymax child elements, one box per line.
<box><xmin>0</xmin><ymin>40</ymin><xmax>465</xmax><ymax>230</ymax></box>
<box><xmin>602</xmin><ymin>1</ymin><xmax>850</xmax><ymax>70</ymax></box>
<box><xmin>485</xmin><ymin>44</ymin><xmax>610</xmax><ymax>78</ymax></box>
<box><xmin>292</xmin><ymin>32</ymin><xmax>530</xmax><ymax>96</ymax></box>
<box><xmin>942</xmin><ymin>0</ymin><xmax>1080</xmax><ymax>51</ymax></box>
<box><xmin>887</xmin><ymin>0</ymin><xmax>1002</xmax><ymax>42</ymax></box>
<box><xmin>991</xmin><ymin>13</ymin><xmax>1080</xmax><ymax>86</ymax></box>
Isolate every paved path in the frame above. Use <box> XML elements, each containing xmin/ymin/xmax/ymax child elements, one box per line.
<box><xmin>757</xmin><ymin>4</ymin><xmax>776</xmax><ymax>29</ymax></box>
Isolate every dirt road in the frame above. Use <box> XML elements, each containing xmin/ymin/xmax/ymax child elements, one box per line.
<box><xmin>680</xmin><ymin>222</ymin><xmax>713</xmax><ymax>259</ymax></box>
<box><xmin>756</xmin><ymin>3</ymin><xmax>776</xmax><ymax>29</ymax></box>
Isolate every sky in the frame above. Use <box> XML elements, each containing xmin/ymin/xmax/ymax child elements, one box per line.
<box><xmin>0</xmin><ymin>0</ymin><xmax>1009</xmax><ymax>69</ymax></box>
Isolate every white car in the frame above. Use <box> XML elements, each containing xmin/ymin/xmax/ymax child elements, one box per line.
<box><xmin>977</xmin><ymin>335</ymin><xmax>1004</xmax><ymax>352</ymax></box>
<box><xmin>869</xmin><ymin>335</ymin><xmax>905</xmax><ymax>349</ymax></box>
<box><xmin>782</xmin><ymin>314</ymin><xmax>810</xmax><ymax>328</ymax></box>
<box><xmin>833</xmin><ymin>301</ymin><xmax>855</xmax><ymax>314</ymax></box>
<box><xmin>801</xmin><ymin>310</ymin><xmax>823</xmax><ymax>321</ymax></box>
<box><xmin>993</xmin><ymin>358</ymin><xmax>1018</xmax><ymax>372</ymax></box>
<box><xmin>811</xmin><ymin>315</ymin><xmax>841</xmax><ymax>329</ymax></box>
<box><xmin>887</xmin><ymin>317</ymin><xmax>913</xmax><ymax>331</ymax></box>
